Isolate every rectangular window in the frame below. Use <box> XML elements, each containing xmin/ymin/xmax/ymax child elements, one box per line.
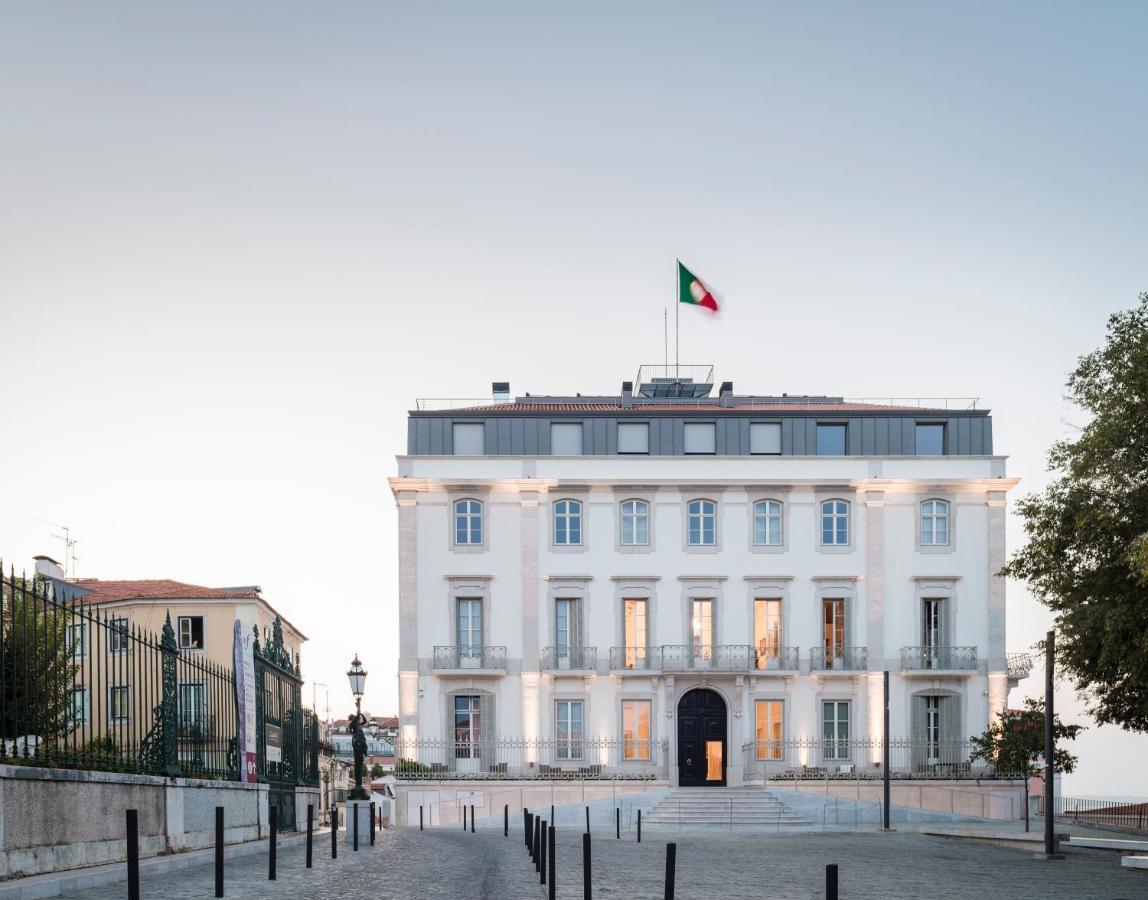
<box><xmin>823</xmin><ymin>599</ymin><xmax>846</xmax><ymax>664</ymax></box>
<box><xmin>617</xmin><ymin>422</ymin><xmax>649</xmax><ymax>455</ymax></box>
<box><xmin>623</xmin><ymin>599</ymin><xmax>647</xmax><ymax>669</ymax></box>
<box><xmin>691</xmin><ymin>599</ymin><xmax>714</xmax><ymax>662</ymax></box>
<box><xmin>925</xmin><ymin>696</ymin><xmax>941</xmax><ymax>760</ymax></box>
<box><xmin>755</xmin><ymin>700</ymin><xmax>784</xmax><ymax>760</ymax></box>
<box><xmin>551</xmin><ymin>422</ymin><xmax>583</xmax><ymax>455</ymax></box>
<box><xmin>619</xmin><ymin>499</ymin><xmax>649</xmax><ymax>546</ymax></box>
<box><xmin>67</xmin><ymin>623</ymin><xmax>86</xmax><ymax>658</ymax></box>
<box><xmin>454</xmin><ymin>695</ymin><xmax>481</xmax><ymax>758</ymax></box>
<box><xmin>916</xmin><ymin>423</ymin><xmax>945</xmax><ymax>455</ymax></box>
<box><xmin>178</xmin><ymin>616</ymin><xmax>204</xmax><ymax>650</ymax></box>
<box><xmin>556</xmin><ymin>700</ymin><xmax>584</xmax><ymax>760</ymax></box>
<box><xmin>683</xmin><ymin>422</ymin><xmax>716</xmax><ymax>455</ymax></box>
<box><xmin>456</xmin><ymin>598</ymin><xmax>482</xmax><ymax>665</ymax></box>
<box><xmin>822</xmin><ymin>701</ymin><xmax>850</xmax><ymax>761</ymax></box>
<box><xmin>754</xmin><ymin>599</ymin><xmax>783</xmax><ymax>668</ymax></box>
<box><xmin>816</xmin><ymin>424</ymin><xmax>847</xmax><ymax>455</ymax></box>
<box><xmin>452</xmin><ymin>422</ymin><xmax>485</xmax><ymax>455</ymax></box>
<box><xmin>108</xmin><ymin>618</ymin><xmax>129</xmax><ymax>653</ymax></box>
<box><xmin>750</xmin><ymin>422</ymin><xmax>782</xmax><ymax>455</ymax></box>
<box><xmin>555</xmin><ymin>597</ymin><xmax>579</xmax><ymax>666</ymax></box>
<box><xmin>178</xmin><ymin>683</ymin><xmax>205</xmax><ymax>735</ymax></box>
<box><xmin>622</xmin><ymin>700</ymin><xmax>651</xmax><ymax>760</ymax></box>
<box><xmin>109</xmin><ymin>685</ymin><xmax>130</xmax><ymax>723</ymax></box>
<box><xmin>70</xmin><ymin>687</ymin><xmax>88</xmax><ymax>725</ymax></box>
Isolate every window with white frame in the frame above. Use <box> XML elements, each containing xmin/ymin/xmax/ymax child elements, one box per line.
<box><xmin>822</xmin><ymin>701</ymin><xmax>850</xmax><ymax>761</ymax></box>
<box><xmin>453</xmin><ymin>695</ymin><xmax>481</xmax><ymax>758</ymax></box>
<box><xmin>684</xmin><ymin>422</ymin><xmax>716</xmax><ymax>455</ymax></box>
<box><xmin>753</xmin><ymin>499</ymin><xmax>783</xmax><ymax>546</ymax></box>
<box><xmin>754</xmin><ymin>598</ymin><xmax>783</xmax><ymax>667</ymax></box>
<box><xmin>551</xmin><ymin>422</ymin><xmax>583</xmax><ymax>455</ymax></box>
<box><xmin>921</xmin><ymin>499</ymin><xmax>950</xmax><ymax>546</ymax></box>
<box><xmin>67</xmin><ymin>623</ymin><xmax>86</xmax><ymax>658</ymax></box>
<box><xmin>178</xmin><ymin>615</ymin><xmax>204</xmax><ymax>650</ymax></box>
<box><xmin>623</xmin><ymin>598</ymin><xmax>647</xmax><ymax>669</ymax></box>
<box><xmin>620</xmin><ymin>499</ymin><xmax>649</xmax><ymax>546</ymax></box>
<box><xmin>456</xmin><ymin>598</ymin><xmax>483</xmax><ymax>662</ymax></box>
<box><xmin>820</xmin><ymin>499</ymin><xmax>849</xmax><ymax>545</ymax></box>
<box><xmin>622</xmin><ymin>699</ymin><xmax>651</xmax><ymax>760</ymax></box>
<box><xmin>454</xmin><ymin>499</ymin><xmax>483</xmax><ymax>545</ymax></box>
<box><xmin>553</xmin><ymin>499</ymin><xmax>582</xmax><ymax>545</ymax></box>
<box><xmin>109</xmin><ymin>685</ymin><xmax>130</xmax><ymax>723</ymax></box>
<box><xmin>755</xmin><ymin>700</ymin><xmax>784</xmax><ymax>760</ymax></box>
<box><xmin>452</xmin><ymin>422</ymin><xmax>485</xmax><ymax>455</ymax></box>
<box><xmin>617</xmin><ymin>422</ymin><xmax>649</xmax><ymax>455</ymax></box>
<box><xmin>750</xmin><ymin>422</ymin><xmax>782</xmax><ymax>455</ymax></box>
<box><xmin>555</xmin><ymin>700</ymin><xmax>584</xmax><ymax>760</ymax></box>
<box><xmin>687</xmin><ymin>499</ymin><xmax>717</xmax><ymax>546</ymax></box>
<box><xmin>70</xmin><ymin>686</ymin><xmax>88</xmax><ymax>725</ymax></box>
<box><xmin>690</xmin><ymin>598</ymin><xmax>714</xmax><ymax>661</ymax></box>
<box><xmin>109</xmin><ymin>618</ymin><xmax>129</xmax><ymax>653</ymax></box>
<box><xmin>178</xmin><ymin>683</ymin><xmax>205</xmax><ymax>734</ymax></box>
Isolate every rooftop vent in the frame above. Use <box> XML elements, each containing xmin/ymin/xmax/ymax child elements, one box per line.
<box><xmin>633</xmin><ymin>364</ymin><xmax>714</xmax><ymax>399</ymax></box>
<box><xmin>491</xmin><ymin>382</ymin><xmax>511</xmax><ymax>403</ymax></box>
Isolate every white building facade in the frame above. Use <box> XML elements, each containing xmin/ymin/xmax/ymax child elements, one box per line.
<box><xmin>392</xmin><ymin>370</ymin><xmax>1026</xmax><ymax>786</ymax></box>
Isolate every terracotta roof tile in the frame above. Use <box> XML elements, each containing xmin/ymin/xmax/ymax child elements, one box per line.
<box><xmin>71</xmin><ymin>579</ymin><xmax>261</xmax><ymax>604</ymax></box>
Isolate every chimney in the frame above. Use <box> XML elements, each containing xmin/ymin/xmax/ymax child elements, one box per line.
<box><xmin>33</xmin><ymin>555</ymin><xmax>66</xmax><ymax>581</ymax></box>
<box><xmin>719</xmin><ymin>381</ymin><xmax>734</xmax><ymax>407</ymax></box>
<box><xmin>491</xmin><ymin>381</ymin><xmax>510</xmax><ymax>404</ymax></box>
<box><xmin>621</xmin><ymin>381</ymin><xmax>634</xmax><ymax>408</ymax></box>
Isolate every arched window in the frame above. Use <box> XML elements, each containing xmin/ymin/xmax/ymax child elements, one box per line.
<box><xmin>921</xmin><ymin>499</ymin><xmax>950</xmax><ymax>546</ymax></box>
<box><xmin>687</xmin><ymin>499</ymin><xmax>717</xmax><ymax>546</ymax></box>
<box><xmin>753</xmin><ymin>499</ymin><xmax>783</xmax><ymax>546</ymax></box>
<box><xmin>619</xmin><ymin>499</ymin><xmax>649</xmax><ymax>546</ymax></box>
<box><xmin>820</xmin><ymin>499</ymin><xmax>849</xmax><ymax>545</ymax></box>
<box><xmin>454</xmin><ymin>499</ymin><xmax>483</xmax><ymax>545</ymax></box>
<box><xmin>553</xmin><ymin>499</ymin><xmax>582</xmax><ymax>545</ymax></box>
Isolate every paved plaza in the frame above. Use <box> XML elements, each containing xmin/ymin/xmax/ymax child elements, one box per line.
<box><xmin>61</xmin><ymin>826</ymin><xmax>1146</xmax><ymax>900</ymax></box>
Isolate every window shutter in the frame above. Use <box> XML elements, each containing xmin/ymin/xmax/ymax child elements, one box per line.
<box><xmin>571</xmin><ymin>600</ymin><xmax>583</xmax><ymax>659</ymax></box>
<box><xmin>750</xmin><ymin>423</ymin><xmax>781</xmax><ymax>454</ymax></box>
<box><xmin>551</xmin><ymin>423</ymin><xmax>583</xmax><ymax>455</ymax></box>
<box><xmin>911</xmin><ymin>694</ymin><xmax>927</xmax><ymax>769</ymax></box>
<box><xmin>453</xmin><ymin>423</ymin><xmax>485</xmax><ymax>455</ymax></box>
<box><xmin>942</xmin><ymin>693</ymin><xmax>961</xmax><ymax>743</ymax></box>
<box><xmin>939</xmin><ymin>598</ymin><xmax>950</xmax><ymax>659</ymax></box>
<box><xmin>617</xmin><ymin>423</ymin><xmax>649</xmax><ymax>454</ymax></box>
<box><xmin>684</xmin><ymin>423</ymin><xmax>716</xmax><ymax>454</ymax></box>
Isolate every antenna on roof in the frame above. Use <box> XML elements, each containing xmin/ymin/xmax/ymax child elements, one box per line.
<box><xmin>32</xmin><ymin>517</ymin><xmax>80</xmax><ymax>580</ymax></box>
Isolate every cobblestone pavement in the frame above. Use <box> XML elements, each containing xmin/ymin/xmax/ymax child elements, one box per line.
<box><xmin>61</xmin><ymin>826</ymin><xmax>1147</xmax><ymax>900</ymax></box>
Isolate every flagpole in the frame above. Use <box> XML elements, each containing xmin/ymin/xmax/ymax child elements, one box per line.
<box><xmin>675</xmin><ymin>262</ymin><xmax>680</xmax><ymax>377</ymax></box>
<box><xmin>664</xmin><ymin>309</ymin><xmax>668</xmax><ymax>369</ymax></box>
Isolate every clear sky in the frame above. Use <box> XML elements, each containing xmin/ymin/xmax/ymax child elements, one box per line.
<box><xmin>1</xmin><ymin>2</ymin><xmax>1145</xmax><ymax>795</ymax></box>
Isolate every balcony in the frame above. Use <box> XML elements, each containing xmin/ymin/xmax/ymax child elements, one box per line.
<box><xmin>432</xmin><ymin>646</ymin><xmax>507</xmax><ymax>674</ymax></box>
<box><xmin>658</xmin><ymin>644</ymin><xmax>754</xmax><ymax>672</ymax></box>
<box><xmin>809</xmin><ymin>646</ymin><xmax>868</xmax><ymax>673</ymax></box>
<box><xmin>541</xmin><ymin>646</ymin><xmax>597</xmax><ymax>672</ymax></box>
<box><xmin>609</xmin><ymin>646</ymin><xmax>660</xmax><ymax>673</ymax></box>
<box><xmin>750</xmin><ymin>646</ymin><xmax>801</xmax><ymax>672</ymax></box>
<box><xmin>1007</xmin><ymin>652</ymin><xmax>1033</xmax><ymax>680</ymax></box>
<box><xmin>901</xmin><ymin>646</ymin><xmax>978</xmax><ymax>674</ymax></box>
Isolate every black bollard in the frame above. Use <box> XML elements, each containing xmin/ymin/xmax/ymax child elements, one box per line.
<box><xmin>524</xmin><ymin>809</ymin><xmax>530</xmax><ymax>848</ymax></box>
<box><xmin>332</xmin><ymin>806</ymin><xmax>338</xmax><ymax>860</ymax></box>
<box><xmin>586</xmin><ymin>805</ymin><xmax>590</xmax><ymax>833</ymax></box>
<box><xmin>540</xmin><ymin>818</ymin><xmax>547</xmax><ymax>885</ymax></box>
<box><xmin>664</xmin><ymin>843</ymin><xmax>676</xmax><ymax>900</ymax></box>
<box><xmin>534</xmin><ymin>815</ymin><xmax>542</xmax><ymax>871</ymax></box>
<box><xmin>354</xmin><ymin>803</ymin><xmax>360</xmax><ymax>851</ymax></box>
<box><xmin>306</xmin><ymin>804</ymin><xmax>314</xmax><ymax>869</ymax></box>
<box><xmin>637</xmin><ymin>808</ymin><xmax>642</xmax><ymax>843</ymax></box>
<box><xmin>527</xmin><ymin>810</ymin><xmax>534</xmax><ymax>854</ymax></box>
<box><xmin>370</xmin><ymin>801</ymin><xmax>376</xmax><ymax>846</ymax></box>
<box><xmin>420</xmin><ymin>805</ymin><xmax>424</xmax><ymax>831</ymax></box>
<box><xmin>462</xmin><ymin>804</ymin><xmax>467</xmax><ymax>831</ymax></box>
<box><xmin>548</xmin><ymin>823</ymin><xmax>556</xmax><ymax>900</ymax></box>
<box><xmin>826</xmin><ymin>863</ymin><xmax>839</xmax><ymax>900</ymax></box>
<box><xmin>215</xmin><ymin>806</ymin><xmax>224</xmax><ymax>897</ymax></box>
<box><xmin>616</xmin><ymin>807</ymin><xmax>620</xmax><ymax>839</ymax></box>
<box><xmin>471</xmin><ymin>804</ymin><xmax>475</xmax><ymax>834</ymax></box>
<box><xmin>126</xmin><ymin>809</ymin><xmax>140</xmax><ymax>900</ymax></box>
<box><xmin>504</xmin><ymin>803</ymin><xmax>509</xmax><ymax>837</ymax></box>
<box><xmin>269</xmin><ymin>806</ymin><xmax>277</xmax><ymax>881</ymax></box>
<box><xmin>582</xmin><ymin>832</ymin><xmax>592</xmax><ymax>900</ymax></box>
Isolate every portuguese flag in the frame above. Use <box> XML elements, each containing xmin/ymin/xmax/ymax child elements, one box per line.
<box><xmin>678</xmin><ymin>261</ymin><xmax>719</xmax><ymax>312</ymax></box>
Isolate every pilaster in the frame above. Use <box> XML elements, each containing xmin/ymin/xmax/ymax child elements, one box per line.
<box><xmin>986</xmin><ymin>491</ymin><xmax>1008</xmax><ymax>670</ymax></box>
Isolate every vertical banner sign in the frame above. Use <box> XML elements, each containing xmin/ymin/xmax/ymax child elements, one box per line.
<box><xmin>233</xmin><ymin>620</ymin><xmax>258</xmax><ymax>782</ymax></box>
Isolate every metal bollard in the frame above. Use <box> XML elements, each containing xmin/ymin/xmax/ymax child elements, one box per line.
<box><xmin>826</xmin><ymin>863</ymin><xmax>839</xmax><ymax>900</ymax></box>
<box><xmin>332</xmin><ymin>806</ymin><xmax>338</xmax><ymax>860</ymax></box>
<box><xmin>420</xmin><ymin>805</ymin><xmax>424</xmax><ymax>831</ymax></box>
<box><xmin>586</xmin><ymin>805</ymin><xmax>590</xmax><ymax>833</ymax></box>
<box><xmin>269</xmin><ymin>806</ymin><xmax>277</xmax><ymax>880</ymax></box>
<box><xmin>370</xmin><ymin>801</ymin><xmax>376</xmax><ymax>845</ymax></box>
<box><xmin>582</xmin><ymin>831</ymin><xmax>592</xmax><ymax>900</ymax></box>
<box><xmin>524</xmin><ymin>809</ymin><xmax>531</xmax><ymax>849</ymax></box>
<box><xmin>664</xmin><ymin>843</ymin><xmax>676</xmax><ymax>900</ymax></box>
<box><xmin>126</xmin><ymin>809</ymin><xmax>140</xmax><ymax>900</ymax></box>
<box><xmin>462</xmin><ymin>804</ymin><xmax>467</xmax><ymax>831</ymax></box>
<box><xmin>215</xmin><ymin>806</ymin><xmax>225</xmax><ymax>897</ymax></box>
<box><xmin>504</xmin><ymin>803</ymin><xmax>509</xmax><ymax>837</ymax></box>
<box><xmin>534</xmin><ymin>815</ymin><xmax>542</xmax><ymax>871</ymax></box>
<box><xmin>306</xmin><ymin>804</ymin><xmax>314</xmax><ymax>869</ymax></box>
<box><xmin>548</xmin><ymin>823</ymin><xmax>556</xmax><ymax>900</ymax></box>
<box><xmin>471</xmin><ymin>804</ymin><xmax>475</xmax><ymax>833</ymax></box>
<box><xmin>540</xmin><ymin>818</ymin><xmax>547</xmax><ymax>885</ymax></box>
<box><xmin>354</xmin><ymin>802</ymin><xmax>360</xmax><ymax>851</ymax></box>
<box><xmin>616</xmin><ymin>807</ymin><xmax>620</xmax><ymax>839</ymax></box>
<box><xmin>637</xmin><ymin>808</ymin><xmax>642</xmax><ymax>843</ymax></box>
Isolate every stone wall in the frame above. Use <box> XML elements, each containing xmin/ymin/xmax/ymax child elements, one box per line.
<box><xmin>768</xmin><ymin>778</ymin><xmax>1025</xmax><ymax>820</ymax></box>
<box><xmin>0</xmin><ymin>765</ymin><xmax>271</xmax><ymax>879</ymax></box>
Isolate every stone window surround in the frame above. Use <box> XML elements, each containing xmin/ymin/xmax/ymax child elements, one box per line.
<box><xmin>443</xmin><ymin>575</ymin><xmax>494</xmax><ymax>652</ymax></box>
<box><xmin>815</xmin><ymin>690</ymin><xmax>855</xmax><ymax>763</ymax></box>
<box><xmin>543</xmin><ymin>575</ymin><xmax>593</xmax><ymax>654</ymax></box>
<box><xmin>448</xmin><ymin>488</ymin><xmax>490</xmax><ymax>553</ymax></box>
<box><xmin>440</xmin><ymin>685</ymin><xmax>497</xmax><ymax>742</ymax></box>
<box><xmin>910</xmin><ymin>575</ymin><xmax>963</xmax><ymax>653</ymax></box>
<box><xmin>678</xmin><ymin>575</ymin><xmax>727</xmax><ymax>647</ymax></box>
<box><xmin>811</xmin><ymin>575</ymin><xmax>862</xmax><ymax>652</ymax></box>
<box><xmin>815</xmin><ymin>490</ymin><xmax>856</xmax><ymax>554</ymax></box>
<box><xmin>611</xmin><ymin>576</ymin><xmax>660</xmax><ymax>654</ymax></box>
<box><xmin>547</xmin><ymin>487</ymin><xmax>589</xmax><ymax>553</ymax></box>
<box><xmin>617</xmin><ymin>693</ymin><xmax>657</xmax><ymax>763</ymax></box>
<box><xmin>681</xmin><ymin>489</ymin><xmax>723</xmax><ymax>554</ymax></box>
<box><xmin>746</xmin><ymin>489</ymin><xmax>790</xmax><ymax>554</ymax></box>
<box><xmin>549</xmin><ymin>690</ymin><xmax>591</xmax><ymax>749</ymax></box>
<box><xmin>908</xmin><ymin>685</ymin><xmax>965</xmax><ymax>739</ymax></box>
<box><xmin>915</xmin><ymin>491</ymin><xmax>957</xmax><ymax>554</ymax></box>
<box><xmin>612</xmin><ymin>487</ymin><xmax>656</xmax><ymax>554</ymax></box>
<box><xmin>743</xmin><ymin>576</ymin><xmax>795</xmax><ymax>655</ymax></box>
<box><xmin>750</xmin><ymin>693</ymin><xmax>788</xmax><ymax>761</ymax></box>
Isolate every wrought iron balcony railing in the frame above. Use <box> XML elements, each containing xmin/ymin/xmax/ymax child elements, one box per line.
<box><xmin>1007</xmin><ymin>652</ymin><xmax>1033</xmax><ymax>679</ymax></box>
<box><xmin>609</xmin><ymin>646</ymin><xmax>659</xmax><ymax>671</ymax></box>
<box><xmin>809</xmin><ymin>646</ymin><xmax>868</xmax><ymax>671</ymax></box>
<box><xmin>751</xmin><ymin>646</ymin><xmax>801</xmax><ymax>671</ymax></box>
<box><xmin>901</xmin><ymin>646</ymin><xmax>978</xmax><ymax>671</ymax></box>
<box><xmin>658</xmin><ymin>644</ymin><xmax>754</xmax><ymax>671</ymax></box>
<box><xmin>540</xmin><ymin>646</ymin><xmax>597</xmax><ymax>671</ymax></box>
<box><xmin>432</xmin><ymin>646</ymin><xmax>507</xmax><ymax>670</ymax></box>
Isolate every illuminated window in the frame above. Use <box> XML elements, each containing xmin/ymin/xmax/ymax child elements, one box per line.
<box><xmin>755</xmin><ymin>700</ymin><xmax>784</xmax><ymax>760</ymax></box>
<box><xmin>622</xmin><ymin>700</ymin><xmax>651</xmax><ymax>760</ymax></box>
<box><xmin>754</xmin><ymin>599</ymin><xmax>783</xmax><ymax>667</ymax></box>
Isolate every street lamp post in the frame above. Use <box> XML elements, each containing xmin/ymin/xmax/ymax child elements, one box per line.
<box><xmin>347</xmin><ymin>655</ymin><xmax>369</xmax><ymax>802</ymax></box>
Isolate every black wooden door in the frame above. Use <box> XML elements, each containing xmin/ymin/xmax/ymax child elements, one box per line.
<box><xmin>676</xmin><ymin>688</ymin><xmax>727</xmax><ymax>786</ymax></box>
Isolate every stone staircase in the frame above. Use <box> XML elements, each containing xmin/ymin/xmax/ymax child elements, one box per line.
<box><xmin>644</xmin><ymin>787</ymin><xmax>809</xmax><ymax>827</ymax></box>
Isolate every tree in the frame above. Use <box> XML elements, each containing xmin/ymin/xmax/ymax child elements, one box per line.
<box><xmin>369</xmin><ymin>763</ymin><xmax>383</xmax><ymax>779</ymax></box>
<box><xmin>969</xmin><ymin>698</ymin><xmax>1083</xmax><ymax>779</ymax></box>
<box><xmin>1001</xmin><ymin>293</ymin><xmax>1148</xmax><ymax>731</ymax></box>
